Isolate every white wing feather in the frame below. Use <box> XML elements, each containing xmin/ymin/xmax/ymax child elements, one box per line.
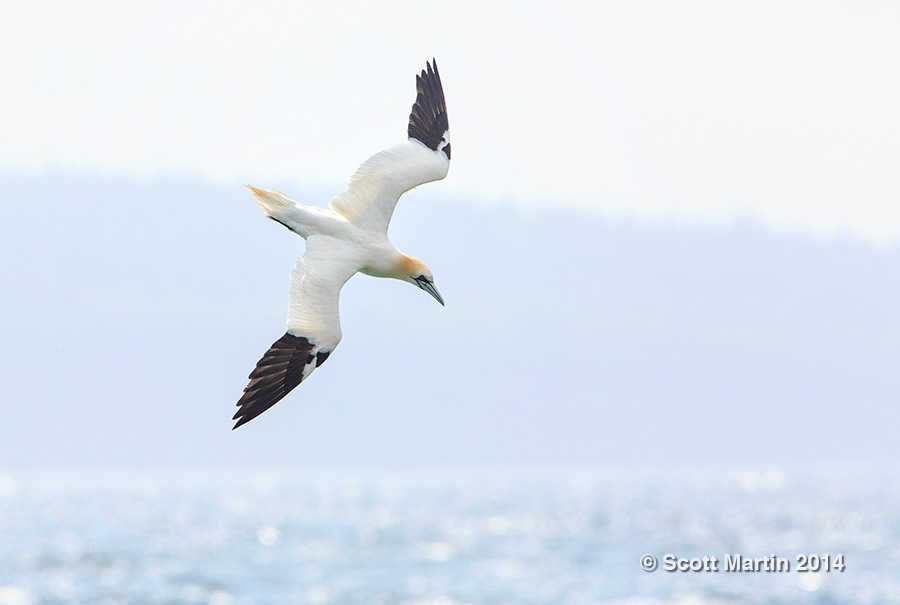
<box><xmin>328</xmin><ymin>140</ymin><xmax>450</xmax><ymax>234</ymax></box>
<box><xmin>286</xmin><ymin>236</ymin><xmax>361</xmax><ymax>351</ymax></box>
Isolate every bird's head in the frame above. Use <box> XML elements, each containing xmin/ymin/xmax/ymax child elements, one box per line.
<box><xmin>397</xmin><ymin>255</ymin><xmax>444</xmax><ymax>306</ymax></box>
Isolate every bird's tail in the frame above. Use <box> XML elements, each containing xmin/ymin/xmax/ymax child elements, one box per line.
<box><xmin>246</xmin><ymin>185</ymin><xmax>341</xmax><ymax>239</ymax></box>
<box><xmin>246</xmin><ymin>185</ymin><xmax>295</xmax><ymax>216</ymax></box>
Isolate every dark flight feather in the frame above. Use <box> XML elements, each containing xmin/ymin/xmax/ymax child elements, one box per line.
<box><xmin>233</xmin><ymin>333</ymin><xmax>330</xmax><ymax>429</ymax></box>
<box><xmin>407</xmin><ymin>59</ymin><xmax>450</xmax><ymax>159</ymax></box>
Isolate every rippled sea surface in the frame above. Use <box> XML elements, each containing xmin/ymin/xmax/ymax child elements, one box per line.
<box><xmin>0</xmin><ymin>466</ymin><xmax>898</xmax><ymax>604</ymax></box>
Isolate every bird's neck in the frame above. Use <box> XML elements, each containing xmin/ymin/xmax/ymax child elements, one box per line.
<box><xmin>359</xmin><ymin>249</ymin><xmax>412</xmax><ymax>281</ymax></box>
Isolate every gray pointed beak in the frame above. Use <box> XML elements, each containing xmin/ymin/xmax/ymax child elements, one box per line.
<box><xmin>415</xmin><ymin>276</ymin><xmax>445</xmax><ymax>306</ymax></box>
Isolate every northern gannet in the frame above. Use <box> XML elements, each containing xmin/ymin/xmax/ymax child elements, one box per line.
<box><xmin>233</xmin><ymin>59</ymin><xmax>451</xmax><ymax>429</ymax></box>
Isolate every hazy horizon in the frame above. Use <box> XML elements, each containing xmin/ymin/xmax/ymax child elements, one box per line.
<box><xmin>2</xmin><ymin>172</ymin><xmax>897</xmax><ymax>470</ymax></box>
<box><xmin>2</xmin><ymin>1</ymin><xmax>899</xmax><ymax>242</ymax></box>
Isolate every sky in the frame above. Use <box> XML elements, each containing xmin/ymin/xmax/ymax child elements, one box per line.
<box><xmin>2</xmin><ymin>0</ymin><xmax>899</xmax><ymax>241</ymax></box>
<box><xmin>2</xmin><ymin>1</ymin><xmax>899</xmax><ymax>470</ymax></box>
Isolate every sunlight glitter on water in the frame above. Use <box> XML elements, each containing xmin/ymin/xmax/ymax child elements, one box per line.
<box><xmin>0</xmin><ymin>466</ymin><xmax>897</xmax><ymax>604</ymax></box>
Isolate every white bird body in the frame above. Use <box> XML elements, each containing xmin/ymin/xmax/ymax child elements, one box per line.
<box><xmin>233</xmin><ymin>60</ymin><xmax>451</xmax><ymax>429</ymax></box>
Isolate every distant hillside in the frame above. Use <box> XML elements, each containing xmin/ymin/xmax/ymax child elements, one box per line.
<box><xmin>2</xmin><ymin>173</ymin><xmax>898</xmax><ymax>467</ymax></box>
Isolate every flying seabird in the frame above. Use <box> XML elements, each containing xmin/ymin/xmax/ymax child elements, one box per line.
<box><xmin>233</xmin><ymin>59</ymin><xmax>451</xmax><ymax>429</ymax></box>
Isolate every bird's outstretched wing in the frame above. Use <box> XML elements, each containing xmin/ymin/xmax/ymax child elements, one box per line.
<box><xmin>233</xmin><ymin>237</ymin><xmax>359</xmax><ymax>429</ymax></box>
<box><xmin>328</xmin><ymin>59</ymin><xmax>451</xmax><ymax>234</ymax></box>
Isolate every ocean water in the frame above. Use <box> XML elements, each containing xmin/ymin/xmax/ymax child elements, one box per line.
<box><xmin>0</xmin><ymin>466</ymin><xmax>897</xmax><ymax>604</ymax></box>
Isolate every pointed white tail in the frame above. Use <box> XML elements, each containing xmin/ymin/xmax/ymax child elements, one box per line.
<box><xmin>246</xmin><ymin>185</ymin><xmax>295</xmax><ymax>214</ymax></box>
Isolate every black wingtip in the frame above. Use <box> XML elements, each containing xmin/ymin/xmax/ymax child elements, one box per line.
<box><xmin>231</xmin><ymin>410</ymin><xmax>254</xmax><ymax>430</ymax></box>
<box><xmin>231</xmin><ymin>333</ymin><xmax>317</xmax><ymax>429</ymax></box>
<box><xmin>407</xmin><ymin>59</ymin><xmax>450</xmax><ymax>158</ymax></box>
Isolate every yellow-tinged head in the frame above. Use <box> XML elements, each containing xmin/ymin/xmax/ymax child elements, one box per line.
<box><xmin>396</xmin><ymin>255</ymin><xmax>444</xmax><ymax>306</ymax></box>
